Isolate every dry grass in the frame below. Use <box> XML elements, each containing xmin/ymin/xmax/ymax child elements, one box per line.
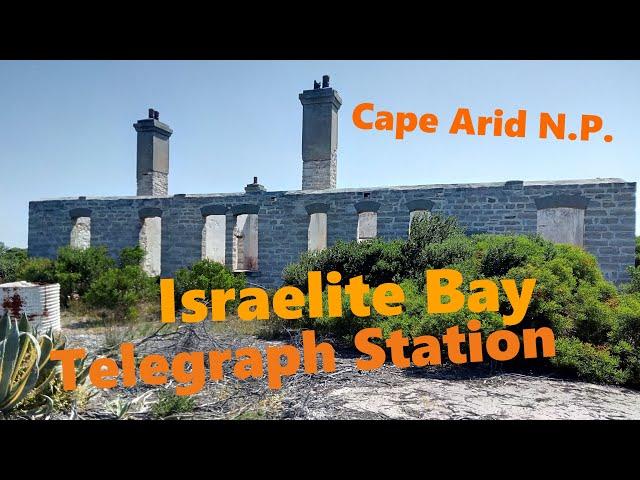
<box><xmin>205</xmin><ymin>313</ymin><xmax>291</xmax><ymax>340</ymax></box>
<box><xmin>63</xmin><ymin>300</ymin><xmax>160</xmax><ymax>326</ymax></box>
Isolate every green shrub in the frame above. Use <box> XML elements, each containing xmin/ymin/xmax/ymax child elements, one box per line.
<box><xmin>284</xmin><ymin>215</ymin><xmax>469</xmax><ymax>292</ymax></box>
<box><xmin>400</xmin><ymin>214</ymin><xmax>466</xmax><ymax>281</ymax></box>
<box><xmin>84</xmin><ymin>265</ymin><xmax>159</xmax><ymax>322</ymax></box>
<box><xmin>174</xmin><ymin>260</ymin><xmax>246</xmax><ymax>308</ymax></box>
<box><xmin>118</xmin><ymin>246</ymin><xmax>145</xmax><ymax>268</ymax></box>
<box><xmin>570</xmin><ymin>283</ymin><xmax>617</xmax><ymax>345</ymax></box>
<box><xmin>417</xmin><ymin>236</ymin><xmax>474</xmax><ymax>271</ymax></box>
<box><xmin>152</xmin><ymin>390</ymin><xmax>195</xmax><ymax>418</ymax></box>
<box><xmin>55</xmin><ymin>246</ymin><xmax>115</xmax><ymax>303</ymax></box>
<box><xmin>379</xmin><ymin>279</ymin><xmax>426</xmax><ymax>338</ymax></box>
<box><xmin>372</xmin><ymin>279</ymin><xmax>504</xmax><ymax>340</ymax></box>
<box><xmin>18</xmin><ymin>257</ymin><xmax>57</xmax><ymax>284</ymax></box>
<box><xmin>14</xmin><ymin>246</ymin><xmax>154</xmax><ymax>316</ymax></box>
<box><xmin>554</xmin><ymin>243</ymin><xmax>604</xmax><ymax>285</ymax></box>
<box><xmin>622</xmin><ymin>265</ymin><xmax>640</xmax><ymax>294</ymax></box>
<box><xmin>477</xmin><ymin>235</ymin><xmax>553</xmax><ymax>278</ymax></box>
<box><xmin>300</xmin><ymin>278</ymin><xmax>504</xmax><ymax>343</ymax></box>
<box><xmin>407</xmin><ymin>213</ymin><xmax>464</xmax><ymax>245</ymax></box>
<box><xmin>299</xmin><ymin>288</ymin><xmax>377</xmax><ymax>343</ymax></box>
<box><xmin>612</xmin><ymin>294</ymin><xmax>640</xmax><ymax>348</ymax></box>
<box><xmin>504</xmin><ymin>243</ymin><xmax>615</xmax><ymax>337</ymax></box>
<box><xmin>506</xmin><ymin>263</ymin><xmax>573</xmax><ymax>334</ymax></box>
<box><xmin>612</xmin><ymin>341</ymin><xmax>640</xmax><ymax>386</ymax></box>
<box><xmin>0</xmin><ymin>244</ymin><xmax>28</xmax><ymax>283</ymax></box>
<box><xmin>283</xmin><ymin>239</ymin><xmax>405</xmax><ymax>291</ymax></box>
<box><xmin>635</xmin><ymin>236</ymin><xmax>640</xmax><ymax>267</ymax></box>
<box><xmin>551</xmin><ymin>337</ymin><xmax>625</xmax><ymax>384</ymax></box>
<box><xmin>281</xmin><ymin>214</ymin><xmax>640</xmax><ymax>389</ymax></box>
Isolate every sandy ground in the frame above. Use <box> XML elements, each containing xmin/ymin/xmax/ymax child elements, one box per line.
<box><xmin>54</xmin><ymin>320</ymin><xmax>640</xmax><ymax>420</ymax></box>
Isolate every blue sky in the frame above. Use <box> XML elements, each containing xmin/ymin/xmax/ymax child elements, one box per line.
<box><xmin>0</xmin><ymin>60</ymin><xmax>638</xmax><ymax>247</ymax></box>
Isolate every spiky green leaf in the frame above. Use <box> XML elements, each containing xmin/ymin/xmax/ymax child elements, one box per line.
<box><xmin>38</xmin><ymin>335</ymin><xmax>53</xmax><ymax>372</ymax></box>
<box><xmin>0</xmin><ymin>320</ymin><xmax>21</xmax><ymax>401</ymax></box>
<box><xmin>18</xmin><ymin>313</ymin><xmax>31</xmax><ymax>334</ymax></box>
<box><xmin>0</xmin><ymin>364</ymin><xmax>39</xmax><ymax>411</ymax></box>
<box><xmin>0</xmin><ymin>312</ymin><xmax>9</xmax><ymax>342</ymax></box>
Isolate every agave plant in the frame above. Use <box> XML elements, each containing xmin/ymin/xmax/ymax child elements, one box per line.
<box><xmin>0</xmin><ymin>312</ymin><xmax>43</xmax><ymax>412</ymax></box>
<box><xmin>0</xmin><ymin>312</ymin><xmax>77</xmax><ymax>413</ymax></box>
<box><xmin>106</xmin><ymin>391</ymin><xmax>154</xmax><ymax>420</ymax></box>
<box><xmin>32</xmin><ymin>324</ymin><xmax>90</xmax><ymax>398</ymax></box>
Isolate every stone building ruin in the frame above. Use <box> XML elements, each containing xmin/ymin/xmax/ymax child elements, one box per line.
<box><xmin>28</xmin><ymin>77</ymin><xmax>637</xmax><ymax>287</ymax></box>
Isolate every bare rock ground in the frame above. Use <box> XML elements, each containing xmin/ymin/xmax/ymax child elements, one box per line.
<box><xmin>62</xmin><ymin>323</ymin><xmax>640</xmax><ymax>420</ymax></box>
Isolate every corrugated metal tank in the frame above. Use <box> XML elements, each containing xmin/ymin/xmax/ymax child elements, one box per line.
<box><xmin>0</xmin><ymin>281</ymin><xmax>61</xmax><ymax>332</ymax></box>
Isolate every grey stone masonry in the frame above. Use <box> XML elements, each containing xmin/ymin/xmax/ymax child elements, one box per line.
<box><xmin>299</xmin><ymin>83</ymin><xmax>342</xmax><ymax>190</ymax></box>
<box><xmin>28</xmin><ymin>178</ymin><xmax>636</xmax><ymax>288</ymax></box>
<box><xmin>137</xmin><ymin>171</ymin><xmax>168</xmax><ymax>197</ymax></box>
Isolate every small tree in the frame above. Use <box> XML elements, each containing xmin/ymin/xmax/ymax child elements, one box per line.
<box><xmin>0</xmin><ymin>244</ymin><xmax>28</xmax><ymax>283</ymax></box>
<box><xmin>55</xmin><ymin>246</ymin><xmax>116</xmax><ymax>302</ymax></box>
<box><xmin>84</xmin><ymin>265</ymin><xmax>159</xmax><ymax>322</ymax></box>
<box><xmin>174</xmin><ymin>260</ymin><xmax>246</xmax><ymax>308</ymax></box>
<box><xmin>400</xmin><ymin>213</ymin><xmax>466</xmax><ymax>282</ymax></box>
<box><xmin>18</xmin><ymin>257</ymin><xmax>57</xmax><ymax>284</ymax></box>
<box><xmin>118</xmin><ymin>246</ymin><xmax>146</xmax><ymax>268</ymax></box>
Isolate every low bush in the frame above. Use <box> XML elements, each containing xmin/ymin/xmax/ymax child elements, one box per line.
<box><xmin>0</xmin><ymin>244</ymin><xmax>28</xmax><ymax>283</ymax></box>
<box><xmin>174</xmin><ymin>259</ymin><xmax>246</xmax><ymax>309</ymax></box>
<box><xmin>14</xmin><ymin>245</ymin><xmax>157</xmax><ymax>322</ymax></box>
<box><xmin>283</xmin><ymin>239</ymin><xmax>405</xmax><ymax>291</ymax></box>
<box><xmin>282</xmin><ymin>214</ymin><xmax>640</xmax><ymax>389</ymax></box>
<box><xmin>622</xmin><ymin>265</ymin><xmax>640</xmax><ymax>294</ymax></box>
<box><xmin>570</xmin><ymin>283</ymin><xmax>617</xmax><ymax>345</ymax></box>
<box><xmin>400</xmin><ymin>214</ymin><xmax>466</xmax><ymax>282</ymax></box>
<box><xmin>623</xmin><ymin>234</ymin><xmax>640</xmax><ymax>294</ymax></box>
<box><xmin>612</xmin><ymin>340</ymin><xmax>640</xmax><ymax>387</ymax></box>
<box><xmin>415</xmin><ymin>235</ymin><xmax>473</xmax><ymax>273</ymax></box>
<box><xmin>551</xmin><ymin>338</ymin><xmax>625</xmax><ymax>384</ymax></box>
<box><xmin>84</xmin><ymin>265</ymin><xmax>158</xmax><ymax>322</ymax></box>
<box><xmin>118</xmin><ymin>246</ymin><xmax>145</xmax><ymax>268</ymax></box>
<box><xmin>301</xmin><ymin>278</ymin><xmax>504</xmax><ymax>344</ymax></box>
<box><xmin>18</xmin><ymin>257</ymin><xmax>57</xmax><ymax>284</ymax></box>
<box><xmin>612</xmin><ymin>294</ymin><xmax>640</xmax><ymax>348</ymax></box>
<box><xmin>54</xmin><ymin>246</ymin><xmax>115</xmax><ymax>303</ymax></box>
<box><xmin>152</xmin><ymin>389</ymin><xmax>195</xmax><ymax>418</ymax></box>
<box><xmin>83</xmin><ymin>247</ymin><xmax>158</xmax><ymax>322</ymax></box>
<box><xmin>407</xmin><ymin>213</ymin><xmax>464</xmax><ymax>245</ymax></box>
<box><xmin>477</xmin><ymin>235</ymin><xmax>553</xmax><ymax>278</ymax></box>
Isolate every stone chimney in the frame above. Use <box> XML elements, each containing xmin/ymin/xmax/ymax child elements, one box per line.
<box><xmin>245</xmin><ymin>176</ymin><xmax>266</xmax><ymax>193</ymax></box>
<box><xmin>299</xmin><ymin>75</ymin><xmax>342</xmax><ymax>190</ymax></box>
<box><xmin>133</xmin><ymin>108</ymin><xmax>173</xmax><ymax>196</ymax></box>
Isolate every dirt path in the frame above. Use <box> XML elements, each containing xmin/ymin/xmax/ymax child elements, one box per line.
<box><xmin>61</xmin><ymin>324</ymin><xmax>640</xmax><ymax>420</ymax></box>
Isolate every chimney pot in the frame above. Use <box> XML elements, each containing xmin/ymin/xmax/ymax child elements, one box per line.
<box><xmin>154</xmin><ymin>110</ymin><xmax>159</xmax><ymax>120</ymax></box>
<box><xmin>322</xmin><ymin>75</ymin><xmax>330</xmax><ymax>88</ymax></box>
<box><xmin>253</xmin><ymin>176</ymin><xmax>258</xmax><ymax>184</ymax></box>
<box><xmin>148</xmin><ymin>108</ymin><xmax>154</xmax><ymax>119</ymax></box>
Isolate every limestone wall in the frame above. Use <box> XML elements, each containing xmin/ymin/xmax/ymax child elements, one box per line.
<box><xmin>70</xmin><ymin>216</ymin><xmax>91</xmax><ymax>249</ymax></box>
<box><xmin>202</xmin><ymin>214</ymin><xmax>226</xmax><ymax>264</ymax></box>
<box><xmin>28</xmin><ymin>178</ymin><xmax>636</xmax><ymax>287</ymax></box>
<box><xmin>137</xmin><ymin>171</ymin><xmax>168</xmax><ymax>197</ymax></box>
<box><xmin>139</xmin><ymin>216</ymin><xmax>161</xmax><ymax>276</ymax></box>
